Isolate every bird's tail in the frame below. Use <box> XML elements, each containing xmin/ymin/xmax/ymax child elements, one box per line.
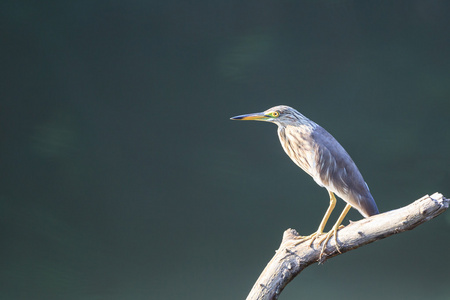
<box><xmin>359</xmin><ymin>193</ymin><xmax>379</xmax><ymax>217</ymax></box>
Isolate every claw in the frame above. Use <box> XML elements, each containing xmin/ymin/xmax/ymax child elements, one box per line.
<box><xmin>293</xmin><ymin>232</ymin><xmax>319</xmax><ymax>246</ymax></box>
<box><xmin>293</xmin><ymin>225</ymin><xmax>343</xmax><ymax>260</ymax></box>
<box><xmin>318</xmin><ymin>227</ymin><xmax>341</xmax><ymax>259</ymax></box>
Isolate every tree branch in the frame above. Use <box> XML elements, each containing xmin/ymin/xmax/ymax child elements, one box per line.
<box><xmin>246</xmin><ymin>192</ymin><xmax>449</xmax><ymax>300</ymax></box>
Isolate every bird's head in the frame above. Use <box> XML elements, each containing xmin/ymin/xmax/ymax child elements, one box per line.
<box><xmin>230</xmin><ymin>105</ymin><xmax>311</xmax><ymax>127</ymax></box>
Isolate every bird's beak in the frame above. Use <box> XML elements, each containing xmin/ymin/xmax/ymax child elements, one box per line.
<box><xmin>230</xmin><ymin>112</ymin><xmax>268</xmax><ymax>121</ymax></box>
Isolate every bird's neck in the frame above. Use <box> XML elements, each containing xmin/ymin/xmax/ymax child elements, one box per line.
<box><xmin>282</xmin><ymin>122</ymin><xmax>316</xmax><ymax>135</ymax></box>
<box><xmin>277</xmin><ymin>124</ymin><xmax>316</xmax><ymax>151</ymax></box>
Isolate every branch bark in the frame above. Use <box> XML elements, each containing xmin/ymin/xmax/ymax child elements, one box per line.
<box><xmin>246</xmin><ymin>192</ymin><xmax>449</xmax><ymax>300</ymax></box>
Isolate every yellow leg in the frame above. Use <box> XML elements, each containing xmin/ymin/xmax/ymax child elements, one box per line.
<box><xmin>315</xmin><ymin>190</ymin><xmax>337</xmax><ymax>236</ymax></box>
<box><xmin>318</xmin><ymin>203</ymin><xmax>352</xmax><ymax>257</ymax></box>
<box><xmin>295</xmin><ymin>190</ymin><xmax>336</xmax><ymax>244</ymax></box>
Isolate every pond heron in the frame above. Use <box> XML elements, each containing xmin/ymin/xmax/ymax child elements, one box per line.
<box><xmin>230</xmin><ymin>105</ymin><xmax>379</xmax><ymax>255</ymax></box>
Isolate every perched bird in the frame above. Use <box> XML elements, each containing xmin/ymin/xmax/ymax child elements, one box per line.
<box><xmin>230</xmin><ymin>105</ymin><xmax>379</xmax><ymax>254</ymax></box>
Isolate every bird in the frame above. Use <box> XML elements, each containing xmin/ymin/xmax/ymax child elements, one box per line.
<box><xmin>230</xmin><ymin>105</ymin><xmax>379</xmax><ymax>256</ymax></box>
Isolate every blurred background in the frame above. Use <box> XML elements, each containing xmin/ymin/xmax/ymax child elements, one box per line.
<box><xmin>1</xmin><ymin>1</ymin><xmax>449</xmax><ymax>299</ymax></box>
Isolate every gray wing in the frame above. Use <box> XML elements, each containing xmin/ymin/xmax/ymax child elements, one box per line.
<box><xmin>312</xmin><ymin>126</ymin><xmax>379</xmax><ymax>217</ymax></box>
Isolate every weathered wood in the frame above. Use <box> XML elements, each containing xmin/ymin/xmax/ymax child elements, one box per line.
<box><xmin>246</xmin><ymin>192</ymin><xmax>448</xmax><ymax>300</ymax></box>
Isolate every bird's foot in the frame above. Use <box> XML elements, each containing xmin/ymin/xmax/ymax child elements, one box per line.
<box><xmin>293</xmin><ymin>225</ymin><xmax>345</xmax><ymax>259</ymax></box>
<box><xmin>317</xmin><ymin>225</ymin><xmax>345</xmax><ymax>259</ymax></box>
<box><xmin>293</xmin><ymin>231</ymin><xmax>321</xmax><ymax>247</ymax></box>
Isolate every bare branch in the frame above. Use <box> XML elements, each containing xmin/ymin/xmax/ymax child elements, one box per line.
<box><xmin>246</xmin><ymin>192</ymin><xmax>449</xmax><ymax>300</ymax></box>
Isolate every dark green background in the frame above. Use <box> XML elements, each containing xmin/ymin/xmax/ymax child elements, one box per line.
<box><xmin>1</xmin><ymin>1</ymin><xmax>449</xmax><ymax>299</ymax></box>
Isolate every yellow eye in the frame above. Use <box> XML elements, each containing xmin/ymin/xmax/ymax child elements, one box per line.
<box><xmin>271</xmin><ymin>111</ymin><xmax>280</xmax><ymax>117</ymax></box>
